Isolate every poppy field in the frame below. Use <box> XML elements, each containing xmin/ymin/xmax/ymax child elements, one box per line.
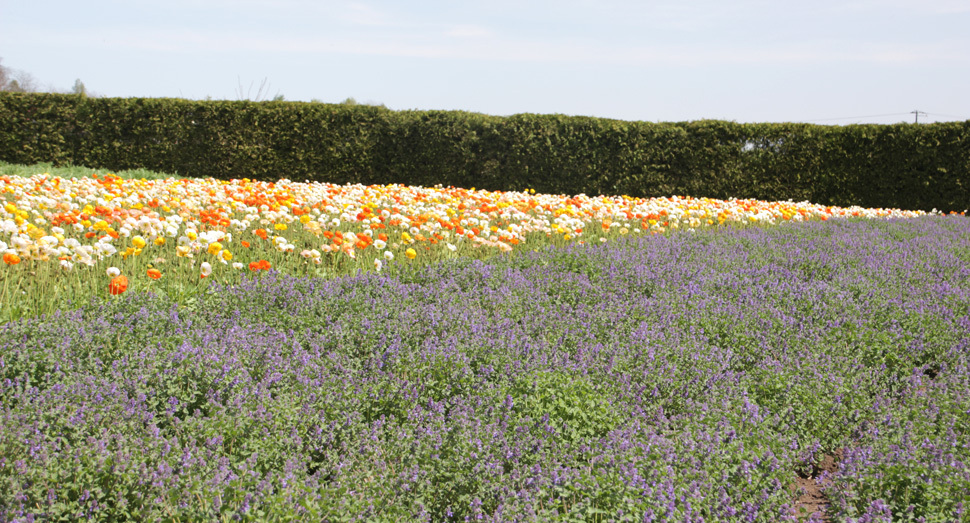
<box><xmin>0</xmin><ymin>163</ymin><xmax>934</xmax><ymax>322</ymax></box>
<box><xmin>1</xmin><ymin>163</ymin><xmax>969</xmax><ymax>522</ymax></box>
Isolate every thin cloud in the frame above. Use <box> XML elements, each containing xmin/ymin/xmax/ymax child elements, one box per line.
<box><xmin>445</xmin><ymin>25</ymin><xmax>492</xmax><ymax>38</ymax></box>
<box><xmin>11</xmin><ymin>18</ymin><xmax>966</xmax><ymax>68</ymax></box>
<box><xmin>89</xmin><ymin>29</ymin><xmax>965</xmax><ymax>67</ymax></box>
<box><xmin>841</xmin><ymin>0</ymin><xmax>970</xmax><ymax>14</ymax></box>
<box><xmin>340</xmin><ymin>2</ymin><xmax>397</xmax><ymax>27</ymax></box>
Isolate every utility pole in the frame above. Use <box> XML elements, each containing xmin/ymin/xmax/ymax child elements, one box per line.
<box><xmin>911</xmin><ymin>110</ymin><xmax>927</xmax><ymax>123</ymax></box>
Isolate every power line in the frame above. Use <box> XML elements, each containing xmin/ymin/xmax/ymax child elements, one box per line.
<box><xmin>924</xmin><ymin>112</ymin><xmax>967</xmax><ymax>120</ymax></box>
<box><xmin>802</xmin><ymin>111</ymin><xmax>967</xmax><ymax>124</ymax></box>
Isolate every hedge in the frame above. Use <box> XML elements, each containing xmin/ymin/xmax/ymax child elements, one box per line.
<box><xmin>1</xmin><ymin>93</ymin><xmax>967</xmax><ymax>212</ymax></box>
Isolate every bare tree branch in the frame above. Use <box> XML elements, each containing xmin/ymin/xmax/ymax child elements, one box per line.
<box><xmin>236</xmin><ymin>76</ymin><xmax>283</xmax><ymax>102</ymax></box>
<box><xmin>0</xmin><ymin>57</ymin><xmax>39</xmax><ymax>92</ymax></box>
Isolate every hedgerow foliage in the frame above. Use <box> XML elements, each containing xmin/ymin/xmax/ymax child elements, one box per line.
<box><xmin>1</xmin><ymin>93</ymin><xmax>968</xmax><ymax>212</ymax></box>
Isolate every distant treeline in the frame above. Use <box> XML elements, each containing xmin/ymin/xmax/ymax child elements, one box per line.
<box><xmin>1</xmin><ymin>93</ymin><xmax>967</xmax><ymax>212</ymax></box>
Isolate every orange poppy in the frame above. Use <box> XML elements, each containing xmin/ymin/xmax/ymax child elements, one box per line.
<box><xmin>3</xmin><ymin>253</ymin><xmax>21</xmax><ymax>265</ymax></box>
<box><xmin>109</xmin><ymin>275</ymin><xmax>129</xmax><ymax>295</ymax></box>
<box><xmin>248</xmin><ymin>260</ymin><xmax>272</xmax><ymax>271</ymax></box>
<box><xmin>147</xmin><ymin>268</ymin><xmax>162</xmax><ymax>280</ymax></box>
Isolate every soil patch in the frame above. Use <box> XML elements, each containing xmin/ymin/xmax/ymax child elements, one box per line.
<box><xmin>791</xmin><ymin>449</ymin><xmax>843</xmax><ymax>521</ymax></box>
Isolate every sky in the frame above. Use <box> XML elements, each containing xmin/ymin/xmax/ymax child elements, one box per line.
<box><xmin>1</xmin><ymin>0</ymin><xmax>968</xmax><ymax>125</ymax></box>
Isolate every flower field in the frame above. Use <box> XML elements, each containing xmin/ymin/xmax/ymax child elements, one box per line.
<box><xmin>1</xmin><ymin>164</ymin><xmax>969</xmax><ymax>521</ymax></box>
<box><xmin>0</xmin><ymin>167</ymin><xmax>936</xmax><ymax>322</ymax></box>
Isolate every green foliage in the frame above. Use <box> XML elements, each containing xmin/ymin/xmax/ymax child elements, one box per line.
<box><xmin>0</xmin><ymin>159</ymin><xmax>187</xmax><ymax>180</ymax></box>
<box><xmin>1</xmin><ymin>93</ymin><xmax>968</xmax><ymax>211</ymax></box>
<box><xmin>507</xmin><ymin>370</ymin><xmax>622</xmax><ymax>445</ymax></box>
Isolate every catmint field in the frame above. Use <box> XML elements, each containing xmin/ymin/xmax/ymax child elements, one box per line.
<box><xmin>1</xmin><ymin>163</ymin><xmax>969</xmax><ymax>522</ymax></box>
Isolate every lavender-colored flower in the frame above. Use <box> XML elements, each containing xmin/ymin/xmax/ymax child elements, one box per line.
<box><xmin>1</xmin><ymin>216</ymin><xmax>968</xmax><ymax>521</ymax></box>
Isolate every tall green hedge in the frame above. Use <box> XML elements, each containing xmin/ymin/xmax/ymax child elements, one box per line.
<box><xmin>1</xmin><ymin>93</ymin><xmax>967</xmax><ymax>212</ymax></box>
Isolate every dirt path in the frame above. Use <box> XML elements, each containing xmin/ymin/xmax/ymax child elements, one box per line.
<box><xmin>789</xmin><ymin>365</ymin><xmax>939</xmax><ymax>520</ymax></box>
<box><xmin>791</xmin><ymin>449</ymin><xmax>843</xmax><ymax>521</ymax></box>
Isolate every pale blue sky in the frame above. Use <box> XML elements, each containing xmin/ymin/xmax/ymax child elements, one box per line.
<box><xmin>2</xmin><ymin>0</ymin><xmax>968</xmax><ymax>124</ymax></box>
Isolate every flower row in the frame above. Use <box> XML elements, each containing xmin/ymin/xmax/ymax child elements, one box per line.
<box><xmin>1</xmin><ymin>173</ymin><xmax>940</xmax><ymax>274</ymax></box>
